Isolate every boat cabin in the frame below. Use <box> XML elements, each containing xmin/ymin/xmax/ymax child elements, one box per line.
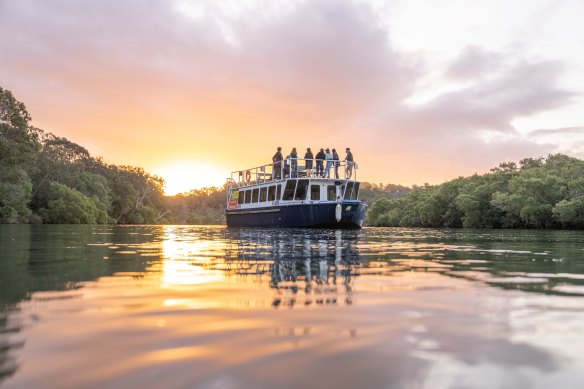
<box><xmin>226</xmin><ymin>158</ymin><xmax>360</xmax><ymax>210</ymax></box>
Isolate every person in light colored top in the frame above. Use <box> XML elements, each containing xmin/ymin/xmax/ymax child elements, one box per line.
<box><xmin>324</xmin><ymin>148</ymin><xmax>333</xmax><ymax>178</ymax></box>
<box><xmin>290</xmin><ymin>147</ymin><xmax>298</xmax><ymax>178</ymax></box>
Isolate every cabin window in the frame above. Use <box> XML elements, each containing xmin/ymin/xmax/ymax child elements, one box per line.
<box><xmin>351</xmin><ymin>182</ymin><xmax>360</xmax><ymax>200</ymax></box>
<box><xmin>282</xmin><ymin>180</ymin><xmax>297</xmax><ymax>201</ymax></box>
<box><xmin>260</xmin><ymin>187</ymin><xmax>267</xmax><ymax>202</ymax></box>
<box><xmin>344</xmin><ymin>182</ymin><xmax>354</xmax><ymax>200</ymax></box>
<box><xmin>244</xmin><ymin>190</ymin><xmax>251</xmax><ymax>204</ymax></box>
<box><xmin>235</xmin><ymin>190</ymin><xmax>243</xmax><ymax>205</ymax></box>
<box><xmin>310</xmin><ymin>184</ymin><xmax>320</xmax><ymax>201</ymax></box>
<box><xmin>294</xmin><ymin>179</ymin><xmax>309</xmax><ymax>200</ymax></box>
<box><xmin>268</xmin><ymin>186</ymin><xmax>275</xmax><ymax>201</ymax></box>
<box><xmin>252</xmin><ymin>188</ymin><xmax>259</xmax><ymax>203</ymax></box>
<box><xmin>276</xmin><ymin>184</ymin><xmax>282</xmax><ymax>200</ymax></box>
<box><xmin>327</xmin><ymin>185</ymin><xmax>336</xmax><ymax>201</ymax></box>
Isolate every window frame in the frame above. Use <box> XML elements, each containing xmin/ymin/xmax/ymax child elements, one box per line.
<box><xmin>327</xmin><ymin>185</ymin><xmax>336</xmax><ymax>201</ymax></box>
<box><xmin>282</xmin><ymin>180</ymin><xmax>297</xmax><ymax>201</ymax></box>
<box><xmin>344</xmin><ymin>182</ymin><xmax>354</xmax><ymax>200</ymax></box>
<box><xmin>310</xmin><ymin>184</ymin><xmax>321</xmax><ymax>201</ymax></box>
<box><xmin>294</xmin><ymin>179</ymin><xmax>309</xmax><ymax>200</ymax></box>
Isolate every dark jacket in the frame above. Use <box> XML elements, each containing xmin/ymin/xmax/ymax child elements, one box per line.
<box><xmin>345</xmin><ymin>151</ymin><xmax>353</xmax><ymax>163</ymax></box>
<box><xmin>315</xmin><ymin>151</ymin><xmax>325</xmax><ymax>162</ymax></box>
<box><xmin>304</xmin><ymin>151</ymin><xmax>314</xmax><ymax>168</ymax></box>
<box><xmin>273</xmin><ymin>151</ymin><xmax>283</xmax><ymax>163</ymax></box>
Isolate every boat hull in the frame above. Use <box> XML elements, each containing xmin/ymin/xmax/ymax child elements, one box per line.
<box><xmin>226</xmin><ymin>201</ymin><xmax>367</xmax><ymax>228</ymax></box>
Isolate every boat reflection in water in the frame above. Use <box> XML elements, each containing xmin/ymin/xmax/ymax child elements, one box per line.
<box><xmin>224</xmin><ymin>229</ymin><xmax>361</xmax><ymax>307</ymax></box>
<box><xmin>3</xmin><ymin>226</ymin><xmax>584</xmax><ymax>388</ymax></box>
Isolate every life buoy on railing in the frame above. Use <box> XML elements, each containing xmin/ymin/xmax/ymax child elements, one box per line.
<box><xmin>245</xmin><ymin>170</ymin><xmax>251</xmax><ymax>184</ymax></box>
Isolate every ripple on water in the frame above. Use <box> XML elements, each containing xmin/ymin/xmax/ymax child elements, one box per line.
<box><xmin>1</xmin><ymin>226</ymin><xmax>584</xmax><ymax>387</ymax></box>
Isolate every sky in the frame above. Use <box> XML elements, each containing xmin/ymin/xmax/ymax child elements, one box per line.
<box><xmin>1</xmin><ymin>0</ymin><xmax>583</xmax><ymax>194</ymax></box>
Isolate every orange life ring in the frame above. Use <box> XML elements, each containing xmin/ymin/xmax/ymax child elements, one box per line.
<box><xmin>245</xmin><ymin>170</ymin><xmax>251</xmax><ymax>183</ymax></box>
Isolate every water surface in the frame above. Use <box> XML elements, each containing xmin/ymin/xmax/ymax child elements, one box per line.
<box><xmin>1</xmin><ymin>225</ymin><xmax>584</xmax><ymax>388</ymax></box>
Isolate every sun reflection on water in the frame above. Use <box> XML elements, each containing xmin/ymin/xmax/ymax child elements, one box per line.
<box><xmin>3</xmin><ymin>226</ymin><xmax>584</xmax><ymax>388</ymax></box>
<box><xmin>160</xmin><ymin>229</ymin><xmax>225</xmax><ymax>287</ymax></box>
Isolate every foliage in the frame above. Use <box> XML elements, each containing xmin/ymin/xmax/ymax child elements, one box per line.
<box><xmin>370</xmin><ymin>155</ymin><xmax>584</xmax><ymax>229</ymax></box>
<box><xmin>165</xmin><ymin>186</ymin><xmax>226</xmax><ymax>224</ymax></box>
<box><xmin>4</xmin><ymin>86</ymin><xmax>584</xmax><ymax>229</ymax></box>
<box><xmin>1</xmin><ymin>86</ymin><xmax>171</xmax><ymax>225</ymax></box>
<box><xmin>40</xmin><ymin>182</ymin><xmax>108</xmax><ymax>224</ymax></box>
<box><xmin>358</xmin><ymin>182</ymin><xmax>411</xmax><ymax>205</ymax></box>
<box><xmin>0</xmin><ymin>87</ymin><xmax>40</xmax><ymax>222</ymax></box>
<box><xmin>0</xmin><ymin>168</ymin><xmax>33</xmax><ymax>223</ymax></box>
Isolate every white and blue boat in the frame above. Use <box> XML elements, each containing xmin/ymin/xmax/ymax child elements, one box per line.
<box><xmin>225</xmin><ymin>157</ymin><xmax>368</xmax><ymax>228</ymax></box>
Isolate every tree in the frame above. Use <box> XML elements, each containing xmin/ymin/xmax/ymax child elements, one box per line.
<box><xmin>0</xmin><ymin>87</ymin><xmax>39</xmax><ymax>222</ymax></box>
<box><xmin>553</xmin><ymin>197</ymin><xmax>584</xmax><ymax>228</ymax></box>
<box><xmin>40</xmin><ymin>182</ymin><xmax>108</xmax><ymax>224</ymax></box>
<box><xmin>0</xmin><ymin>168</ymin><xmax>32</xmax><ymax>223</ymax></box>
<box><xmin>371</xmin><ymin>154</ymin><xmax>584</xmax><ymax>230</ymax></box>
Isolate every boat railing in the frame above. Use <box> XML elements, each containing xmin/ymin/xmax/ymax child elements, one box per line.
<box><xmin>227</xmin><ymin>158</ymin><xmax>358</xmax><ymax>188</ymax></box>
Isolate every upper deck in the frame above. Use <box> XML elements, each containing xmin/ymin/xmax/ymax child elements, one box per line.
<box><xmin>226</xmin><ymin>157</ymin><xmax>358</xmax><ymax>189</ymax></box>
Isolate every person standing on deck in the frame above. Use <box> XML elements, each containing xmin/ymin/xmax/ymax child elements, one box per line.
<box><xmin>290</xmin><ymin>147</ymin><xmax>298</xmax><ymax>178</ymax></box>
<box><xmin>332</xmin><ymin>148</ymin><xmax>340</xmax><ymax>179</ymax></box>
<box><xmin>272</xmin><ymin>147</ymin><xmax>283</xmax><ymax>179</ymax></box>
<box><xmin>315</xmin><ymin>148</ymin><xmax>325</xmax><ymax>177</ymax></box>
<box><xmin>324</xmin><ymin>148</ymin><xmax>333</xmax><ymax>178</ymax></box>
<box><xmin>304</xmin><ymin>148</ymin><xmax>314</xmax><ymax>176</ymax></box>
<box><xmin>344</xmin><ymin>148</ymin><xmax>354</xmax><ymax>179</ymax></box>
<box><xmin>283</xmin><ymin>155</ymin><xmax>291</xmax><ymax>178</ymax></box>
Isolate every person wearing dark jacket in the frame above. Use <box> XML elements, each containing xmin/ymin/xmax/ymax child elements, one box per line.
<box><xmin>315</xmin><ymin>148</ymin><xmax>325</xmax><ymax>177</ymax></box>
<box><xmin>344</xmin><ymin>147</ymin><xmax>354</xmax><ymax>179</ymax></box>
<box><xmin>272</xmin><ymin>147</ymin><xmax>283</xmax><ymax>179</ymax></box>
<box><xmin>304</xmin><ymin>148</ymin><xmax>314</xmax><ymax>176</ymax></box>
<box><xmin>332</xmin><ymin>148</ymin><xmax>340</xmax><ymax>179</ymax></box>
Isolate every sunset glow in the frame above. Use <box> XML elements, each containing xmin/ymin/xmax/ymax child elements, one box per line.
<box><xmin>153</xmin><ymin>162</ymin><xmax>227</xmax><ymax>195</ymax></box>
<box><xmin>1</xmin><ymin>0</ymin><xmax>583</xmax><ymax>186</ymax></box>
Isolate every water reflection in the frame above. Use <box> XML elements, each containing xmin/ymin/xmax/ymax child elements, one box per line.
<box><xmin>223</xmin><ymin>229</ymin><xmax>361</xmax><ymax>307</ymax></box>
<box><xmin>1</xmin><ymin>226</ymin><xmax>584</xmax><ymax>387</ymax></box>
<box><xmin>358</xmin><ymin>228</ymin><xmax>584</xmax><ymax>296</ymax></box>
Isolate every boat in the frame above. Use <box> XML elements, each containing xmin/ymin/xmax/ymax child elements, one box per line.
<box><xmin>225</xmin><ymin>156</ymin><xmax>368</xmax><ymax>228</ymax></box>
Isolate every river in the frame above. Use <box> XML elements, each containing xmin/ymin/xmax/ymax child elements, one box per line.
<box><xmin>1</xmin><ymin>225</ymin><xmax>584</xmax><ymax>388</ymax></box>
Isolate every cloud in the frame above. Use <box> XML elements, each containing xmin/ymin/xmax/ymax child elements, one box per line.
<box><xmin>530</xmin><ymin>126</ymin><xmax>584</xmax><ymax>137</ymax></box>
<box><xmin>0</xmin><ymin>0</ymin><xmax>580</xmax><ymax>185</ymax></box>
<box><xmin>414</xmin><ymin>60</ymin><xmax>573</xmax><ymax>134</ymax></box>
<box><xmin>445</xmin><ymin>46</ymin><xmax>503</xmax><ymax>80</ymax></box>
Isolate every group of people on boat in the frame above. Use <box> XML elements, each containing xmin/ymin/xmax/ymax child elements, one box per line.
<box><xmin>272</xmin><ymin>146</ymin><xmax>355</xmax><ymax>180</ymax></box>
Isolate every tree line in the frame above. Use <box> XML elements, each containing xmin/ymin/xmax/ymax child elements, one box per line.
<box><xmin>0</xmin><ymin>86</ymin><xmax>410</xmax><ymax>225</ymax></box>
<box><xmin>8</xmin><ymin>85</ymin><xmax>581</xmax><ymax>229</ymax></box>
<box><xmin>367</xmin><ymin>155</ymin><xmax>584</xmax><ymax>229</ymax></box>
<box><xmin>0</xmin><ymin>86</ymin><xmax>224</xmax><ymax>224</ymax></box>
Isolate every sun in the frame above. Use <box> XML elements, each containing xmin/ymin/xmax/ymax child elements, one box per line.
<box><xmin>153</xmin><ymin>161</ymin><xmax>227</xmax><ymax>195</ymax></box>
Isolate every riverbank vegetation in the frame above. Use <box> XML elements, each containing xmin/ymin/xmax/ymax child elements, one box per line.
<box><xmin>1</xmin><ymin>87</ymin><xmax>226</xmax><ymax>224</ymax></box>
<box><xmin>367</xmin><ymin>155</ymin><xmax>584</xmax><ymax>229</ymax></box>
<box><xmin>0</xmin><ymin>86</ymin><xmax>409</xmax><ymax>225</ymax></box>
<box><xmin>4</xmin><ymin>86</ymin><xmax>583</xmax><ymax>228</ymax></box>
